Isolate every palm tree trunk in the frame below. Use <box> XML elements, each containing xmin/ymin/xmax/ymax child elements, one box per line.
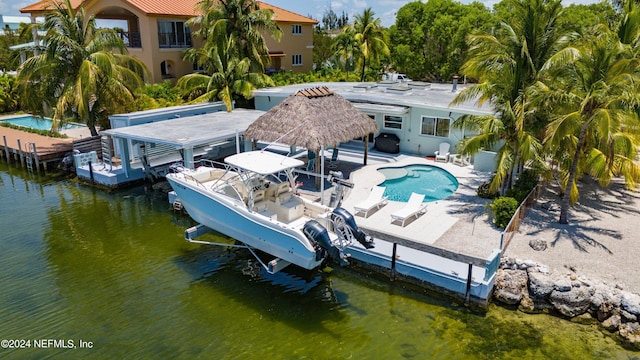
<box><xmin>559</xmin><ymin>123</ymin><xmax>589</xmax><ymax>224</ymax></box>
<box><xmin>360</xmin><ymin>57</ymin><xmax>366</xmax><ymax>82</ymax></box>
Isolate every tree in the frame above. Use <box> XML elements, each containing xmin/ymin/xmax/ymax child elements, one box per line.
<box><xmin>452</xmin><ymin>0</ymin><xmax>565</xmax><ymax>194</ymax></box>
<box><xmin>179</xmin><ymin>34</ymin><xmax>273</xmax><ymax>111</ymax></box>
<box><xmin>332</xmin><ymin>26</ymin><xmax>360</xmax><ymax>81</ymax></box>
<box><xmin>388</xmin><ymin>0</ymin><xmax>493</xmax><ymax>81</ymax></box>
<box><xmin>313</xmin><ymin>27</ymin><xmax>335</xmax><ymax>70</ymax></box>
<box><xmin>532</xmin><ymin>26</ymin><xmax>640</xmax><ymax>224</ymax></box>
<box><xmin>189</xmin><ymin>0</ymin><xmax>281</xmax><ymax>72</ymax></box>
<box><xmin>17</xmin><ymin>0</ymin><xmax>147</xmax><ymax>136</ymax></box>
<box><xmin>353</xmin><ymin>8</ymin><xmax>389</xmax><ymax>82</ymax></box>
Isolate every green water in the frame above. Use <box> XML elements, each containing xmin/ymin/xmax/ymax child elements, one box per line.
<box><xmin>0</xmin><ymin>163</ymin><xmax>637</xmax><ymax>359</ymax></box>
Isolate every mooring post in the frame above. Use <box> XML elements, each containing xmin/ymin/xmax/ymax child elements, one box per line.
<box><xmin>464</xmin><ymin>263</ymin><xmax>473</xmax><ymax>305</ymax></box>
<box><xmin>3</xmin><ymin>135</ymin><xmax>9</xmax><ymax>160</ymax></box>
<box><xmin>17</xmin><ymin>139</ymin><xmax>24</xmax><ymax>167</ymax></box>
<box><xmin>390</xmin><ymin>242</ymin><xmax>398</xmax><ymax>281</ymax></box>
<box><xmin>88</xmin><ymin>160</ymin><xmax>94</xmax><ymax>183</ymax></box>
<box><xmin>32</xmin><ymin>144</ymin><xmax>40</xmax><ymax>173</ymax></box>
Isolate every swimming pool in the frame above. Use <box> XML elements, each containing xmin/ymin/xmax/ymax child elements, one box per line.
<box><xmin>0</xmin><ymin>116</ymin><xmax>85</xmax><ymax>131</ymax></box>
<box><xmin>378</xmin><ymin>164</ymin><xmax>459</xmax><ymax>202</ymax></box>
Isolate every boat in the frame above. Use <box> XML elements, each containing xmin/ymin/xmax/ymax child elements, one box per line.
<box><xmin>166</xmin><ymin>150</ymin><xmax>375</xmax><ymax>273</ymax></box>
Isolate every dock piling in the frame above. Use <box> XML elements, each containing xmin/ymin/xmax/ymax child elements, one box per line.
<box><xmin>17</xmin><ymin>139</ymin><xmax>24</xmax><ymax>166</ymax></box>
<box><xmin>3</xmin><ymin>136</ymin><xmax>9</xmax><ymax>160</ymax></box>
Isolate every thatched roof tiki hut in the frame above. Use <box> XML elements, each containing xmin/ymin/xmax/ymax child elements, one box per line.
<box><xmin>245</xmin><ymin>86</ymin><xmax>378</xmax><ymax>197</ymax></box>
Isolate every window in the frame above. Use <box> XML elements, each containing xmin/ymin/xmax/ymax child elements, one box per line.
<box><xmin>421</xmin><ymin>116</ymin><xmax>450</xmax><ymax>137</ymax></box>
<box><xmin>158</xmin><ymin>20</ymin><xmax>192</xmax><ymax>48</ymax></box>
<box><xmin>384</xmin><ymin>115</ymin><xmax>403</xmax><ymax>130</ymax></box>
<box><xmin>193</xmin><ymin>62</ymin><xmax>205</xmax><ymax>73</ymax></box>
<box><xmin>292</xmin><ymin>24</ymin><xmax>302</xmax><ymax>34</ymax></box>
<box><xmin>292</xmin><ymin>54</ymin><xmax>302</xmax><ymax>66</ymax></box>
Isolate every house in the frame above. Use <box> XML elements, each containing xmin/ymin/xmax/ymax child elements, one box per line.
<box><xmin>19</xmin><ymin>0</ymin><xmax>317</xmax><ymax>83</ymax></box>
<box><xmin>0</xmin><ymin>15</ymin><xmax>32</xmax><ymax>31</ymax></box>
<box><xmin>253</xmin><ymin>81</ymin><xmax>498</xmax><ymax>172</ymax></box>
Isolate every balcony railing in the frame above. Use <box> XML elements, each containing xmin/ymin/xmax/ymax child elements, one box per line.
<box><xmin>118</xmin><ymin>31</ymin><xmax>141</xmax><ymax>48</ymax></box>
<box><xmin>158</xmin><ymin>32</ymin><xmax>192</xmax><ymax>48</ymax></box>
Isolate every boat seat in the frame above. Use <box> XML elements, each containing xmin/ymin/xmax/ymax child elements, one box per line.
<box><xmin>190</xmin><ymin>168</ymin><xmax>225</xmax><ymax>183</ymax></box>
<box><xmin>274</xmin><ymin>181</ymin><xmax>293</xmax><ymax>204</ymax></box>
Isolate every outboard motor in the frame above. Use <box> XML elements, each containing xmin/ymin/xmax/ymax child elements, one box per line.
<box><xmin>303</xmin><ymin>220</ymin><xmax>349</xmax><ymax>266</ymax></box>
<box><xmin>332</xmin><ymin>208</ymin><xmax>375</xmax><ymax>249</ymax></box>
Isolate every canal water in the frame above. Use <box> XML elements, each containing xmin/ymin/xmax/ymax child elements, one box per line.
<box><xmin>0</xmin><ymin>163</ymin><xmax>637</xmax><ymax>359</ymax></box>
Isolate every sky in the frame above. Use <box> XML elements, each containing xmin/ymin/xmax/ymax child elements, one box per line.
<box><xmin>5</xmin><ymin>0</ymin><xmax>604</xmax><ymax>27</ymax></box>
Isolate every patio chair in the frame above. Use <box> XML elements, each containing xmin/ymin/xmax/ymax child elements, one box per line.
<box><xmin>353</xmin><ymin>186</ymin><xmax>388</xmax><ymax>218</ymax></box>
<box><xmin>452</xmin><ymin>153</ymin><xmax>470</xmax><ymax>166</ymax></box>
<box><xmin>390</xmin><ymin>192</ymin><xmax>427</xmax><ymax>226</ymax></box>
<box><xmin>306</xmin><ymin>151</ymin><xmax>316</xmax><ymax>178</ymax></box>
<box><xmin>329</xmin><ymin>147</ymin><xmax>339</xmax><ymax>169</ymax></box>
<box><xmin>434</xmin><ymin>143</ymin><xmax>450</xmax><ymax>162</ymax></box>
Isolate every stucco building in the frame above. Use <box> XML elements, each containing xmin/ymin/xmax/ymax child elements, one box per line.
<box><xmin>20</xmin><ymin>0</ymin><xmax>317</xmax><ymax>83</ymax></box>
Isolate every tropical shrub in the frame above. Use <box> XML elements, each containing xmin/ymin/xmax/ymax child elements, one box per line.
<box><xmin>0</xmin><ymin>73</ymin><xmax>19</xmax><ymax>113</ymax></box>
<box><xmin>490</xmin><ymin>197</ymin><xmax>519</xmax><ymax>229</ymax></box>
<box><xmin>477</xmin><ymin>181</ymin><xmax>498</xmax><ymax>199</ymax></box>
<box><xmin>0</xmin><ymin>122</ymin><xmax>67</xmax><ymax>138</ymax></box>
<box><xmin>136</xmin><ymin>81</ymin><xmax>182</xmax><ymax>110</ymax></box>
<box><xmin>505</xmin><ymin>170</ymin><xmax>539</xmax><ymax>202</ymax></box>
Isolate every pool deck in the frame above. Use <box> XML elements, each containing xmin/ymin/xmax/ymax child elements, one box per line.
<box><xmin>341</xmin><ymin>156</ymin><xmax>501</xmax><ymax>261</ymax></box>
<box><xmin>0</xmin><ymin>115</ymin><xmax>92</xmax><ymax>169</ymax></box>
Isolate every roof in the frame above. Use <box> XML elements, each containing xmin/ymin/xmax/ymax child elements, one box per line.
<box><xmin>101</xmin><ymin>109</ymin><xmax>264</xmax><ymax>148</ymax></box>
<box><xmin>254</xmin><ymin>82</ymin><xmax>495</xmax><ymax>116</ymax></box>
<box><xmin>225</xmin><ymin>151</ymin><xmax>304</xmax><ymax>175</ymax></box>
<box><xmin>20</xmin><ymin>0</ymin><xmax>317</xmax><ymax>23</ymax></box>
<box><xmin>245</xmin><ymin>86</ymin><xmax>379</xmax><ymax>152</ymax></box>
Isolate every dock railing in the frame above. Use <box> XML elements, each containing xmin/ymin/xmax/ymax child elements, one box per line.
<box><xmin>499</xmin><ymin>183</ymin><xmax>542</xmax><ymax>251</ymax></box>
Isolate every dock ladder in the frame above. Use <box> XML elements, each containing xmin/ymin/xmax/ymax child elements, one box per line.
<box><xmin>24</xmin><ymin>142</ymin><xmax>37</xmax><ymax>172</ymax></box>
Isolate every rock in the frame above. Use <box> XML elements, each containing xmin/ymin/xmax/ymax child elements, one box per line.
<box><xmin>528</xmin><ymin>271</ymin><xmax>555</xmax><ymax>298</ymax></box>
<box><xmin>518</xmin><ymin>293</ymin><xmax>537</xmax><ymax>313</ymax></box>
<box><xmin>494</xmin><ymin>269</ymin><xmax>528</xmax><ymax>305</ymax></box>
<box><xmin>571</xmin><ymin>281</ymin><xmax>581</xmax><ymax>288</ymax></box>
<box><xmin>602</xmin><ymin>314</ymin><xmax>621</xmax><ymax>332</ymax></box>
<box><xmin>523</xmin><ymin>260</ymin><xmax>537</xmax><ymax>268</ymax></box>
<box><xmin>621</xmin><ymin>293</ymin><xmax>640</xmax><ymax>316</ymax></box>
<box><xmin>621</xmin><ymin>310</ymin><xmax>638</xmax><ymax>322</ymax></box>
<box><xmin>549</xmin><ymin>287</ymin><xmax>593</xmax><ymax>317</ymax></box>
<box><xmin>571</xmin><ymin>312</ymin><xmax>597</xmax><ymax>325</ymax></box>
<box><xmin>529</xmin><ymin>239</ymin><xmax>547</xmax><ymax>251</ymax></box>
<box><xmin>554</xmin><ymin>277</ymin><xmax>572</xmax><ymax>292</ymax></box>
<box><xmin>619</xmin><ymin>322</ymin><xmax>640</xmax><ymax>349</ymax></box>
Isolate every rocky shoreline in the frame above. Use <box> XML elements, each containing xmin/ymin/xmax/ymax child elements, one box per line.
<box><xmin>494</xmin><ymin>257</ymin><xmax>640</xmax><ymax>350</ymax></box>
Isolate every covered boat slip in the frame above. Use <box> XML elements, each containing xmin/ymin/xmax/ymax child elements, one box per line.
<box><xmin>78</xmin><ymin>109</ymin><xmax>265</xmax><ymax>188</ymax></box>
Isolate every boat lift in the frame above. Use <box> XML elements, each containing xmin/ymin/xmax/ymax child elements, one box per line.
<box><xmin>184</xmin><ymin>224</ymin><xmax>292</xmax><ymax>274</ymax></box>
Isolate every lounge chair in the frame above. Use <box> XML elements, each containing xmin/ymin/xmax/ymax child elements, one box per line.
<box><xmin>391</xmin><ymin>192</ymin><xmax>427</xmax><ymax>226</ymax></box>
<box><xmin>452</xmin><ymin>153</ymin><xmax>469</xmax><ymax>166</ymax></box>
<box><xmin>434</xmin><ymin>143</ymin><xmax>450</xmax><ymax>162</ymax></box>
<box><xmin>353</xmin><ymin>186</ymin><xmax>388</xmax><ymax>217</ymax></box>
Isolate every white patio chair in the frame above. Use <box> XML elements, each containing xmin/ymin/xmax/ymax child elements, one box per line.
<box><xmin>453</xmin><ymin>153</ymin><xmax>470</xmax><ymax>166</ymax></box>
<box><xmin>434</xmin><ymin>143</ymin><xmax>450</xmax><ymax>162</ymax></box>
<box><xmin>353</xmin><ymin>186</ymin><xmax>388</xmax><ymax>218</ymax></box>
<box><xmin>390</xmin><ymin>192</ymin><xmax>427</xmax><ymax>226</ymax></box>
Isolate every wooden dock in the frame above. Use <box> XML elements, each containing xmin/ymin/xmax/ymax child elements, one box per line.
<box><xmin>1</xmin><ymin>126</ymin><xmax>73</xmax><ymax>171</ymax></box>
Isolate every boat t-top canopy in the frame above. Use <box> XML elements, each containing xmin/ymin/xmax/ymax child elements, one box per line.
<box><xmin>225</xmin><ymin>150</ymin><xmax>304</xmax><ymax>175</ymax></box>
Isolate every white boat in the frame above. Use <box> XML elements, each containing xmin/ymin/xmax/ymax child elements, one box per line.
<box><xmin>166</xmin><ymin>150</ymin><xmax>374</xmax><ymax>273</ymax></box>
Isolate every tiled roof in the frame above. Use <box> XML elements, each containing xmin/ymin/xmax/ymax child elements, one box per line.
<box><xmin>20</xmin><ymin>0</ymin><xmax>318</xmax><ymax>24</ymax></box>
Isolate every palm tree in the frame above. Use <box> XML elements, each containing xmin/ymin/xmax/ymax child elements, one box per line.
<box><xmin>333</xmin><ymin>26</ymin><xmax>359</xmax><ymax>81</ymax></box>
<box><xmin>189</xmin><ymin>0</ymin><xmax>281</xmax><ymax>72</ymax></box>
<box><xmin>17</xmin><ymin>0</ymin><xmax>147</xmax><ymax>136</ymax></box>
<box><xmin>452</xmin><ymin>0</ymin><xmax>564</xmax><ymax>194</ymax></box>
<box><xmin>531</xmin><ymin>27</ymin><xmax>640</xmax><ymax>224</ymax></box>
<box><xmin>353</xmin><ymin>8</ymin><xmax>389</xmax><ymax>82</ymax></box>
<box><xmin>179</xmin><ymin>34</ymin><xmax>273</xmax><ymax>111</ymax></box>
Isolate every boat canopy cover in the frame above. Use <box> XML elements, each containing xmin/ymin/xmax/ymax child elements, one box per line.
<box><xmin>225</xmin><ymin>151</ymin><xmax>305</xmax><ymax>175</ymax></box>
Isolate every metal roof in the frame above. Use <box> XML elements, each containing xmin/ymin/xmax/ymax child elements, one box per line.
<box><xmin>101</xmin><ymin>109</ymin><xmax>264</xmax><ymax>148</ymax></box>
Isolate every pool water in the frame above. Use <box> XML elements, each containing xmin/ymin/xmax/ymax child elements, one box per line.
<box><xmin>378</xmin><ymin>164</ymin><xmax>459</xmax><ymax>202</ymax></box>
<box><xmin>0</xmin><ymin>116</ymin><xmax>85</xmax><ymax>131</ymax></box>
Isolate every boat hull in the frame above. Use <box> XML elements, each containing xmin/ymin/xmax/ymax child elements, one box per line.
<box><xmin>167</xmin><ymin>176</ymin><xmax>324</xmax><ymax>270</ymax></box>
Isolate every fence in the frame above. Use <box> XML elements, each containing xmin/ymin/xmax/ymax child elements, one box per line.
<box><xmin>500</xmin><ymin>183</ymin><xmax>543</xmax><ymax>251</ymax></box>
